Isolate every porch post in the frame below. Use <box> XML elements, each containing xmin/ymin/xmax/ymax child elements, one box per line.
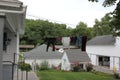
<box><xmin>0</xmin><ymin>15</ymin><xmax>5</xmax><ymax>80</ymax></box>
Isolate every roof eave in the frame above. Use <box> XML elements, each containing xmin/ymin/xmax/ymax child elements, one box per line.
<box><xmin>0</xmin><ymin>0</ymin><xmax>23</xmax><ymax>8</ymax></box>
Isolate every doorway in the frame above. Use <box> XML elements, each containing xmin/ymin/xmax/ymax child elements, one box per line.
<box><xmin>98</xmin><ymin>56</ymin><xmax>110</xmax><ymax>67</ymax></box>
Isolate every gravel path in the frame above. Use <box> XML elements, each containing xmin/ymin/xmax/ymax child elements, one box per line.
<box><xmin>93</xmin><ymin>66</ymin><xmax>114</xmax><ymax>74</ymax></box>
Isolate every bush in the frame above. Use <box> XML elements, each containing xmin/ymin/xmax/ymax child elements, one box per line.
<box><xmin>40</xmin><ymin>61</ymin><xmax>49</xmax><ymax>70</ymax></box>
<box><xmin>73</xmin><ymin>66</ymin><xmax>80</xmax><ymax>72</ymax></box>
<box><xmin>86</xmin><ymin>63</ymin><xmax>93</xmax><ymax>72</ymax></box>
<box><xmin>113</xmin><ymin>72</ymin><xmax>120</xmax><ymax>79</ymax></box>
<box><xmin>72</xmin><ymin>63</ymin><xmax>81</xmax><ymax>72</ymax></box>
<box><xmin>71</xmin><ymin>63</ymin><xmax>85</xmax><ymax>72</ymax></box>
<box><xmin>18</xmin><ymin>62</ymin><xmax>32</xmax><ymax>71</ymax></box>
<box><xmin>36</xmin><ymin>63</ymin><xmax>40</xmax><ymax>70</ymax></box>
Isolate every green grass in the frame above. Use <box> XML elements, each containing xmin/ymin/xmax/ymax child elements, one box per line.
<box><xmin>36</xmin><ymin>70</ymin><xmax>116</xmax><ymax>80</ymax></box>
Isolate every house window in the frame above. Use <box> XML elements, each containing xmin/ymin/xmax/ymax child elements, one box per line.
<box><xmin>3</xmin><ymin>32</ymin><xmax>11</xmax><ymax>51</ymax></box>
<box><xmin>98</xmin><ymin>56</ymin><xmax>110</xmax><ymax>67</ymax></box>
<box><xmin>3</xmin><ymin>32</ymin><xmax>7</xmax><ymax>51</ymax></box>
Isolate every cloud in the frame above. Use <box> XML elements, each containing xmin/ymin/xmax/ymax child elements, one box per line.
<box><xmin>20</xmin><ymin>0</ymin><xmax>116</xmax><ymax>28</ymax></box>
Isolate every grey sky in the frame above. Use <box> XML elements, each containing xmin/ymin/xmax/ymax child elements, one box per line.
<box><xmin>20</xmin><ymin>0</ymin><xmax>116</xmax><ymax>28</ymax></box>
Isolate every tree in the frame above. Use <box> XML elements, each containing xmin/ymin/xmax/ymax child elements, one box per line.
<box><xmin>71</xmin><ymin>22</ymin><xmax>93</xmax><ymax>40</ymax></box>
<box><xmin>20</xmin><ymin>20</ymin><xmax>93</xmax><ymax>46</ymax></box>
<box><xmin>88</xmin><ymin>0</ymin><xmax>120</xmax><ymax>36</ymax></box>
<box><xmin>93</xmin><ymin>13</ymin><xmax>114</xmax><ymax>36</ymax></box>
<box><xmin>20</xmin><ymin>19</ymin><xmax>69</xmax><ymax>46</ymax></box>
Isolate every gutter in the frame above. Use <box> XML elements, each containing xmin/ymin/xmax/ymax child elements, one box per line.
<box><xmin>0</xmin><ymin>6</ymin><xmax>27</xmax><ymax>14</ymax></box>
<box><xmin>0</xmin><ymin>0</ymin><xmax>23</xmax><ymax>8</ymax></box>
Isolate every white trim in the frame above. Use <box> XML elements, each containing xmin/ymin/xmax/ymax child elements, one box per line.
<box><xmin>0</xmin><ymin>6</ymin><xmax>27</xmax><ymax>14</ymax></box>
<box><xmin>4</xmin><ymin>6</ymin><xmax>27</xmax><ymax>34</ymax></box>
<box><xmin>0</xmin><ymin>13</ymin><xmax>5</xmax><ymax>16</ymax></box>
<box><xmin>16</xmin><ymin>32</ymin><xmax>19</xmax><ymax>63</ymax></box>
<box><xmin>0</xmin><ymin>1</ymin><xmax>22</xmax><ymax>8</ymax></box>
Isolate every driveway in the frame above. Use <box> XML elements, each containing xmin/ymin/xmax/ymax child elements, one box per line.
<box><xmin>93</xmin><ymin>65</ymin><xmax>113</xmax><ymax>74</ymax></box>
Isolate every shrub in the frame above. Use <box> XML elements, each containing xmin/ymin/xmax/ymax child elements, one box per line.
<box><xmin>113</xmin><ymin>72</ymin><xmax>120</xmax><ymax>79</ymax></box>
<box><xmin>40</xmin><ymin>60</ymin><xmax>49</xmax><ymax>70</ymax></box>
<box><xmin>18</xmin><ymin>62</ymin><xmax>32</xmax><ymax>72</ymax></box>
<box><xmin>36</xmin><ymin>63</ymin><xmax>40</xmax><ymax>70</ymax></box>
<box><xmin>72</xmin><ymin>63</ymin><xmax>80</xmax><ymax>72</ymax></box>
<box><xmin>71</xmin><ymin>63</ymin><xmax>85</xmax><ymax>72</ymax></box>
<box><xmin>73</xmin><ymin>65</ymin><xmax>80</xmax><ymax>72</ymax></box>
<box><xmin>86</xmin><ymin>63</ymin><xmax>93</xmax><ymax>72</ymax></box>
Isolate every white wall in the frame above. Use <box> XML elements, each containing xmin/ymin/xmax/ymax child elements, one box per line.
<box><xmin>25</xmin><ymin>59</ymin><xmax>61</xmax><ymax>71</ymax></box>
<box><xmin>110</xmin><ymin>57</ymin><xmax>120</xmax><ymax>70</ymax></box>
<box><xmin>3</xmin><ymin>30</ymin><xmax>18</xmax><ymax>62</ymax></box>
<box><xmin>87</xmin><ymin>45</ymin><xmax>120</xmax><ymax>57</ymax></box>
<box><xmin>36</xmin><ymin>59</ymin><xmax>61</xmax><ymax>68</ymax></box>
<box><xmin>115</xmin><ymin>37</ymin><xmax>120</xmax><ymax>46</ymax></box>
<box><xmin>2</xmin><ymin>29</ymin><xmax>18</xmax><ymax>80</ymax></box>
<box><xmin>3</xmin><ymin>64</ymin><xmax>12</xmax><ymax>80</ymax></box>
<box><xmin>61</xmin><ymin>52</ymin><xmax>71</xmax><ymax>71</ymax></box>
<box><xmin>86</xmin><ymin>45</ymin><xmax>120</xmax><ymax>70</ymax></box>
<box><xmin>89</xmin><ymin>54</ymin><xmax>97</xmax><ymax>65</ymax></box>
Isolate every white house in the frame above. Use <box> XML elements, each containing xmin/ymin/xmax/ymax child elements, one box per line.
<box><xmin>61</xmin><ymin>49</ymin><xmax>90</xmax><ymax>71</ymax></box>
<box><xmin>86</xmin><ymin>35</ymin><xmax>120</xmax><ymax>71</ymax></box>
<box><xmin>24</xmin><ymin>44</ymin><xmax>63</xmax><ymax>71</ymax></box>
<box><xmin>0</xmin><ymin>0</ymin><xmax>26</xmax><ymax>80</ymax></box>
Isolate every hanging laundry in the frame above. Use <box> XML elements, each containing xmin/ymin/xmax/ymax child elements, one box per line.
<box><xmin>56</xmin><ymin>37</ymin><xmax>62</xmax><ymax>45</ymax></box>
<box><xmin>62</xmin><ymin>37</ymin><xmax>70</xmax><ymax>48</ymax></box>
<box><xmin>76</xmin><ymin>36</ymin><xmax>82</xmax><ymax>48</ymax></box>
<box><xmin>70</xmin><ymin>36</ymin><xmax>77</xmax><ymax>45</ymax></box>
<box><xmin>45</xmin><ymin>38</ymin><xmax>56</xmax><ymax>52</ymax></box>
<box><xmin>81</xmin><ymin>36</ymin><xmax>87</xmax><ymax>51</ymax></box>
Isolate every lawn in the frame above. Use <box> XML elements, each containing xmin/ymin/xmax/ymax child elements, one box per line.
<box><xmin>36</xmin><ymin>70</ymin><xmax>116</xmax><ymax>80</ymax></box>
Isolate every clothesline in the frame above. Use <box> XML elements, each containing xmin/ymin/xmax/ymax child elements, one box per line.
<box><xmin>45</xmin><ymin>36</ymin><xmax>87</xmax><ymax>52</ymax></box>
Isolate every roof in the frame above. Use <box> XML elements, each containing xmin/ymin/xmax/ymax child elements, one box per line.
<box><xmin>24</xmin><ymin>44</ymin><xmax>63</xmax><ymax>59</ymax></box>
<box><xmin>0</xmin><ymin>0</ymin><xmax>22</xmax><ymax>8</ymax></box>
<box><xmin>65</xmin><ymin>49</ymin><xmax>90</xmax><ymax>63</ymax></box>
<box><xmin>87</xmin><ymin>35</ymin><xmax>115</xmax><ymax>45</ymax></box>
<box><xmin>0</xmin><ymin>0</ymin><xmax>27</xmax><ymax>34</ymax></box>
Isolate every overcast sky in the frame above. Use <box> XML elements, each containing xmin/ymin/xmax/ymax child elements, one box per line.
<box><xmin>20</xmin><ymin>0</ymin><xmax>116</xmax><ymax>28</ymax></box>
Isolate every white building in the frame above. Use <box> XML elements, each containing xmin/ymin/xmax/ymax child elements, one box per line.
<box><xmin>86</xmin><ymin>35</ymin><xmax>120</xmax><ymax>71</ymax></box>
<box><xmin>24</xmin><ymin>44</ymin><xmax>63</xmax><ymax>71</ymax></box>
<box><xmin>61</xmin><ymin>49</ymin><xmax>90</xmax><ymax>71</ymax></box>
<box><xmin>0</xmin><ymin>0</ymin><xmax>26</xmax><ymax>80</ymax></box>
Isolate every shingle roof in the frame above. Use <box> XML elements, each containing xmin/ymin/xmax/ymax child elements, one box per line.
<box><xmin>24</xmin><ymin>44</ymin><xmax>63</xmax><ymax>59</ymax></box>
<box><xmin>87</xmin><ymin>35</ymin><xmax>115</xmax><ymax>45</ymax></box>
<box><xmin>65</xmin><ymin>49</ymin><xmax>90</xmax><ymax>63</ymax></box>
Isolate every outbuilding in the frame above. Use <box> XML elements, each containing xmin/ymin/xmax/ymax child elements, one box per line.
<box><xmin>86</xmin><ymin>35</ymin><xmax>120</xmax><ymax>70</ymax></box>
<box><xmin>24</xmin><ymin>44</ymin><xmax>63</xmax><ymax>71</ymax></box>
<box><xmin>61</xmin><ymin>49</ymin><xmax>90</xmax><ymax>71</ymax></box>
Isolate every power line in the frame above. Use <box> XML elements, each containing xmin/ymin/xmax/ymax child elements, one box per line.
<box><xmin>26</xmin><ymin>14</ymin><xmax>76</xmax><ymax>28</ymax></box>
